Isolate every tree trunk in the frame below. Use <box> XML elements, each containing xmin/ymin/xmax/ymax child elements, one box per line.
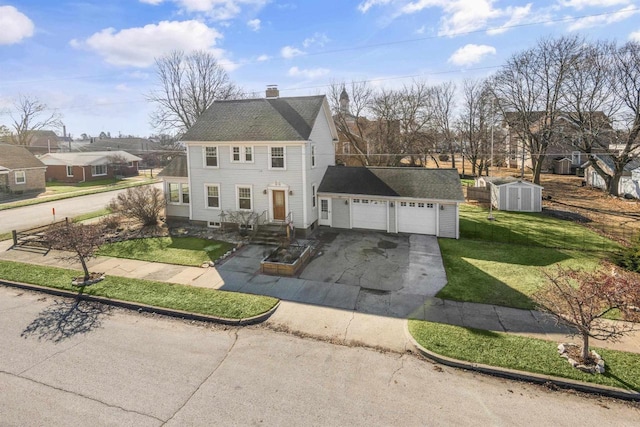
<box><xmin>608</xmin><ymin>173</ymin><xmax>622</xmax><ymax>197</ymax></box>
<box><xmin>79</xmin><ymin>254</ymin><xmax>90</xmax><ymax>282</ymax></box>
<box><xmin>582</xmin><ymin>333</ymin><xmax>590</xmax><ymax>362</ymax></box>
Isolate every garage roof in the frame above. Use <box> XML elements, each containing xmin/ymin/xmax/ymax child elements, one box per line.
<box><xmin>319</xmin><ymin>166</ymin><xmax>464</xmax><ymax>201</ymax></box>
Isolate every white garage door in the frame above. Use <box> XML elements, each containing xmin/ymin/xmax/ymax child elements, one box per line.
<box><xmin>352</xmin><ymin>198</ymin><xmax>387</xmax><ymax>231</ymax></box>
<box><xmin>398</xmin><ymin>201</ymin><xmax>437</xmax><ymax>235</ymax></box>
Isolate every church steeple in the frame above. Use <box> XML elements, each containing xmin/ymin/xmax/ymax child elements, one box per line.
<box><xmin>339</xmin><ymin>87</ymin><xmax>350</xmax><ymax>114</ymax></box>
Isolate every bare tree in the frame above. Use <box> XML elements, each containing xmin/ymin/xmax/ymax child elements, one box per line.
<box><xmin>148</xmin><ymin>50</ymin><xmax>243</xmax><ymax>133</ymax></box>
<box><xmin>491</xmin><ymin>36</ymin><xmax>582</xmax><ymax>184</ymax></box>
<box><xmin>429</xmin><ymin>82</ymin><xmax>457</xmax><ymax>169</ymax></box>
<box><xmin>8</xmin><ymin>95</ymin><xmax>63</xmax><ymax>146</ymax></box>
<box><xmin>44</xmin><ymin>222</ymin><xmax>106</xmax><ymax>283</ymax></box>
<box><xmin>533</xmin><ymin>263</ymin><xmax>640</xmax><ymax>363</ymax></box>
<box><xmin>108</xmin><ymin>186</ymin><xmax>164</xmax><ymax>226</ymax></box>
<box><xmin>457</xmin><ymin>79</ymin><xmax>494</xmax><ymax>176</ymax></box>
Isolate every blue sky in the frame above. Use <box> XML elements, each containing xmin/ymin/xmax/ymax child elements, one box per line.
<box><xmin>1</xmin><ymin>0</ymin><xmax>639</xmax><ymax>137</ymax></box>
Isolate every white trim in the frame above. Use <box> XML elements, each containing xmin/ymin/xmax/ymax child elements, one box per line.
<box><xmin>301</xmin><ymin>144</ymin><xmax>307</xmax><ymax>227</ymax></box>
<box><xmin>66</xmin><ymin>165</ymin><xmax>73</xmax><ymax>177</ymax></box>
<box><xmin>267</xmin><ymin>183</ymin><xmax>289</xmax><ymax>222</ymax></box>
<box><xmin>236</xmin><ymin>184</ymin><xmax>253</xmax><ymax>211</ymax></box>
<box><xmin>311</xmin><ymin>183</ymin><xmax>317</xmax><ymax>208</ymax></box>
<box><xmin>187</xmin><ymin>148</ymin><xmax>193</xmax><ymax>220</ymax></box>
<box><xmin>203</xmin><ymin>146</ymin><xmax>219</xmax><ymax>168</ymax></box>
<box><xmin>230</xmin><ymin>145</ymin><xmax>255</xmax><ymax>163</ymax></box>
<box><xmin>204</xmin><ymin>183</ymin><xmax>221</xmax><ymax>210</ymax></box>
<box><xmin>268</xmin><ymin>146</ymin><xmax>286</xmax><ymax>170</ymax></box>
<box><xmin>318</xmin><ymin>197</ymin><xmax>331</xmax><ymax>226</ymax></box>
<box><xmin>91</xmin><ymin>164</ymin><xmax>107</xmax><ymax>176</ymax></box>
<box><xmin>311</xmin><ymin>144</ymin><xmax>316</xmax><ymax>168</ymax></box>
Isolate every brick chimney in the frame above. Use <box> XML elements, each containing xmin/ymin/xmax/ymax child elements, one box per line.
<box><xmin>266</xmin><ymin>85</ymin><xmax>279</xmax><ymax>99</ymax></box>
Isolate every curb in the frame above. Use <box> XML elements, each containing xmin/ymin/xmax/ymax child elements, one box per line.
<box><xmin>0</xmin><ymin>279</ymin><xmax>279</xmax><ymax>326</ymax></box>
<box><xmin>405</xmin><ymin>324</ymin><xmax>640</xmax><ymax>402</ymax></box>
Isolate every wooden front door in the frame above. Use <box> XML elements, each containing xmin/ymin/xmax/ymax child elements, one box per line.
<box><xmin>273</xmin><ymin>190</ymin><xmax>286</xmax><ymax>220</ymax></box>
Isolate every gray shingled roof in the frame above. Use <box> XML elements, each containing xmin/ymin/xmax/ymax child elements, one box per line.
<box><xmin>158</xmin><ymin>155</ymin><xmax>188</xmax><ymax>178</ymax></box>
<box><xmin>182</xmin><ymin>96</ymin><xmax>326</xmax><ymax>141</ymax></box>
<box><xmin>319</xmin><ymin>166</ymin><xmax>464</xmax><ymax>201</ymax></box>
<box><xmin>0</xmin><ymin>143</ymin><xmax>46</xmax><ymax>169</ymax></box>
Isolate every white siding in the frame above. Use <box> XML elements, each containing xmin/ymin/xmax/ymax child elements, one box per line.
<box><xmin>331</xmin><ymin>197</ymin><xmax>351</xmax><ymax>228</ymax></box>
<box><xmin>438</xmin><ymin>204</ymin><xmax>457</xmax><ymax>238</ymax></box>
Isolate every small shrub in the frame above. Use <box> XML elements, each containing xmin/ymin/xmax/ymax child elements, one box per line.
<box><xmin>612</xmin><ymin>235</ymin><xmax>640</xmax><ymax>273</ymax></box>
<box><xmin>109</xmin><ymin>186</ymin><xmax>164</xmax><ymax>226</ymax></box>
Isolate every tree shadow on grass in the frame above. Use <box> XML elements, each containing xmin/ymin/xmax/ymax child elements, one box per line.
<box><xmin>21</xmin><ymin>295</ymin><xmax>111</xmax><ymax>343</ymax></box>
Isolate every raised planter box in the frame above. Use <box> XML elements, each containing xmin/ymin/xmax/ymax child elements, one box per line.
<box><xmin>260</xmin><ymin>244</ymin><xmax>312</xmax><ymax>277</ymax></box>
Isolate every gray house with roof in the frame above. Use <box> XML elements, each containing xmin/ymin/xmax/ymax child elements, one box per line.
<box><xmin>163</xmin><ymin>88</ymin><xmax>463</xmax><ymax>238</ymax></box>
<box><xmin>0</xmin><ymin>143</ymin><xmax>47</xmax><ymax>198</ymax></box>
<box><xmin>584</xmin><ymin>154</ymin><xmax>640</xmax><ymax>199</ymax></box>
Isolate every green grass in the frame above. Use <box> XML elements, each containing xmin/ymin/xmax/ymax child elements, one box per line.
<box><xmin>45</xmin><ymin>178</ymin><xmax>129</xmax><ymax>194</ymax></box>
<box><xmin>0</xmin><ymin>179</ymin><xmax>158</xmax><ymax>211</ymax></box>
<box><xmin>459</xmin><ymin>204</ymin><xmax>620</xmax><ymax>252</ymax></box>
<box><xmin>0</xmin><ymin>260</ymin><xmax>277</xmax><ymax>319</ymax></box>
<box><xmin>436</xmin><ymin>204</ymin><xmax>616</xmax><ymax>309</ymax></box>
<box><xmin>409</xmin><ymin>320</ymin><xmax>640</xmax><ymax>392</ymax></box>
<box><xmin>98</xmin><ymin>237</ymin><xmax>234</xmax><ymax>266</ymax></box>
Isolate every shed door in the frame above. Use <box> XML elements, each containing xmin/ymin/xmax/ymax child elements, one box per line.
<box><xmin>352</xmin><ymin>199</ymin><xmax>387</xmax><ymax>231</ymax></box>
<box><xmin>398</xmin><ymin>202</ymin><xmax>437</xmax><ymax>235</ymax></box>
<box><xmin>520</xmin><ymin>187</ymin><xmax>532</xmax><ymax>211</ymax></box>
<box><xmin>507</xmin><ymin>187</ymin><xmax>519</xmax><ymax>211</ymax></box>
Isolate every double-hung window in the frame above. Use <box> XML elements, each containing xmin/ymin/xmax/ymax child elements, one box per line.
<box><xmin>15</xmin><ymin>171</ymin><xmax>26</xmax><ymax>184</ymax></box>
<box><xmin>206</xmin><ymin>185</ymin><xmax>220</xmax><ymax>208</ymax></box>
<box><xmin>181</xmin><ymin>184</ymin><xmax>189</xmax><ymax>204</ymax></box>
<box><xmin>205</xmin><ymin>147</ymin><xmax>218</xmax><ymax>167</ymax></box>
<box><xmin>312</xmin><ymin>184</ymin><xmax>316</xmax><ymax>208</ymax></box>
<box><xmin>270</xmin><ymin>147</ymin><xmax>285</xmax><ymax>169</ymax></box>
<box><xmin>66</xmin><ymin>166</ymin><xmax>73</xmax><ymax>177</ymax></box>
<box><xmin>237</xmin><ymin>186</ymin><xmax>252</xmax><ymax>210</ymax></box>
<box><xmin>311</xmin><ymin>145</ymin><xmax>316</xmax><ymax>168</ymax></box>
<box><xmin>231</xmin><ymin>146</ymin><xmax>253</xmax><ymax>163</ymax></box>
<box><xmin>168</xmin><ymin>183</ymin><xmax>180</xmax><ymax>203</ymax></box>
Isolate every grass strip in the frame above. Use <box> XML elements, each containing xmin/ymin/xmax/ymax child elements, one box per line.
<box><xmin>0</xmin><ymin>179</ymin><xmax>158</xmax><ymax>211</ymax></box>
<box><xmin>72</xmin><ymin>208</ymin><xmax>112</xmax><ymax>223</ymax></box>
<box><xmin>0</xmin><ymin>260</ymin><xmax>277</xmax><ymax>320</ymax></box>
<box><xmin>409</xmin><ymin>320</ymin><xmax>640</xmax><ymax>392</ymax></box>
<box><xmin>98</xmin><ymin>237</ymin><xmax>235</xmax><ymax>267</ymax></box>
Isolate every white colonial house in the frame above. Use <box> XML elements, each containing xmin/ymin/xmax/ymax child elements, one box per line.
<box><xmin>160</xmin><ymin>87</ymin><xmax>464</xmax><ymax>238</ymax></box>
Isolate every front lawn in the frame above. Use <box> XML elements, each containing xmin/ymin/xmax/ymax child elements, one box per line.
<box><xmin>0</xmin><ymin>260</ymin><xmax>277</xmax><ymax>319</ymax></box>
<box><xmin>409</xmin><ymin>320</ymin><xmax>640</xmax><ymax>392</ymax></box>
<box><xmin>436</xmin><ymin>205</ymin><xmax>616</xmax><ymax>309</ymax></box>
<box><xmin>98</xmin><ymin>237</ymin><xmax>234</xmax><ymax>266</ymax></box>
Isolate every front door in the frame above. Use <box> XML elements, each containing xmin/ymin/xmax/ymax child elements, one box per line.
<box><xmin>272</xmin><ymin>190</ymin><xmax>286</xmax><ymax>220</ymax></box>
<box><xmin>318</xmin><ymin>197</ymin><xmax>331</xmax><ymax>226</ymax></box>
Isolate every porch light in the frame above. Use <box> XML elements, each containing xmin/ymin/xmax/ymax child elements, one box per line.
<box><xmin>263</xmin><ymin>189</ymin><xmax>267</xmax><ymax>194</ymax></box>
<box><xmin>289</xmin><ymin>190</ymin><xmax>293</xmax><ymax>195</ymax></box>
<box><xmin>345</xmin><ymin>200</ymin><xmax>349</xmax><ymax>205</ymax></box>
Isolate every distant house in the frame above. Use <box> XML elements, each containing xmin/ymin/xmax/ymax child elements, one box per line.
<box><xmin>79</xmin><ymin>137</ymin><xmax>166</xmax><ymax>166</ymax></box>
<box><xmin>503</xmin><ymin>112</ymin><xmax>612</xmax><ymax>174</ymax></box>
<box><xmin>39</xmin><ymin>151</ymin><xmax>141</xmax><ymax>183</ymax></box>
<box><xmin>584</xmin><ymin>154</ymin><xmax>640</xmax><ymax>199</ymax></box>
<box><xmin>0</xmin><ymin>143</ymin><xmax>47</xmax><ymax>197</ymax></box>
<box><xmin>24</xmin><ymin>130</ymin><xmax>62</xmax><ymax>155</ymax></box>
<box><xmin>476</xmin><ymin>176</ymin><xmax>543</xmax><ymax>212</ymax></box>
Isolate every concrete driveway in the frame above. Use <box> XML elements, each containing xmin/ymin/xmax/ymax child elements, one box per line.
<box><xmin>216</xmin><ymin>229</ymin><xmax>448</xmax><ymax>318</ymax></box>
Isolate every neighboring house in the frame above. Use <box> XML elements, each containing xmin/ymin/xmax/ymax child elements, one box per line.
<box><xmin>79</xmin><ymin>137</ymin><xmax>167</xmax><ymax>166</ymax></box>
<box><xmin>39</xmin><ymin>151</ymin><xmax>141</xmax><ymax>183</ymax></box>
<box><xmin>317</xmin><ymin>166</ymin><xmax>463</xmax><ymax>238</ymax></box>
<box><xmin>158</xmin><ymin>155</ymin><xmax>189</xmax><ymax>220</ymax></box>
<box><xmin>0</xmin><ymin>143</ymin><xmax>47</xmax><ymax>197</ymax></box>
<box><xmin>503</xmin><ymin>112</ymin><xmax>612</xmax><ymax>174</ymax></box>
<box><xmin>163</xmin><ymin>87</ymin><xmax>463</xmax><ymax>238</ymax></box>
<box><xmin>584</xmin><ymin>154</ymin><xmax>640</xmax><ymax>199</ymax></box>
<box><xmin>476</xmin><ymin>176</ymin><xmax>543</xmax><ymax>212</ymax></box>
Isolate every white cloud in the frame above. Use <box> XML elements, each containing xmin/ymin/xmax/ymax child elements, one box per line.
<box><xmin>629</xmin><ymin>30</ymin><xmax>640</xmax><ymax>41</ymax></box>
<box><xmin>0</xmin><ymin>6</ymin><xmax>35</xmax><ymax>45</ymax></box>
<box><xmin>359</xmin><ymin>0</ymin><xmax>533</xmax><ymax>37</ymax></box>
<box><xmin>358</xmin><ymin>0</ymin><xmax>392</xmax><ymax>13</ymax></box>
<box><xmin>256</xmin><ymin>54</ymin><xmax>270</xmax><ymax>61</ymax></box>
<box><xmin>486</xmin><ymin>4</ymin><xmax>531</xmax><ymax>35</ymax></box>
<box><xmin>448</xmin><ymin>44</ymin><xmax>496</xmax><ymax>66</ymax></box>
<box><xmin>567</xmin><ymin>5</ymin><xmax>638</xmax><ymax>31</ymax></box>
<box><xmin>559</xmin><ymin>0</ymin><xmax>630</xmax><ymax>10</ymax></box>
<box><xmin>247</xmin><ymin>18</ymin><xmax>261</xmax><ymax>31</ymax></box>
<box><xmin>287</xmin><ymin>66</ymin><xmax>330</xmax><ymax>79</ymax></box>
<box><xmin>302</xmin><ymin>32</ymin><xmax>329</xmax><ymax>48</ymax></box>
<box><xmin>150</xmin><ymin>0</ymin><xmax>268</xmax><ymax>20</ymax></box>
<box><xmin>71</xmin><ymin>20</ymin><xmax>225</xmax><ymax>68</ymax></box>
<box><xmin>281</xmin><ymin>45</ymin><xmax>305</xmax><ymax>58</ymax></box>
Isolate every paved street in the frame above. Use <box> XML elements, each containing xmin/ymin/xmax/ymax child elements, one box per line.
<box><xmin>0</xmin><ymin>182</ymin><xmax>162</xmax><ymax>234</ymax></box>
<box><xmin>1</xmin><ymin>287</ymin><xmax>638</xmax><ymax>426</ymax></box>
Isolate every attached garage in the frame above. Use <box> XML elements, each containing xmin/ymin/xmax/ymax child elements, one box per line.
<box><xmin>352</xmin><ymin>198</ymin><xmax>387</xmax><ymax>230</ymax></box>
<box><xmin>397</xmin><ymin>201</ymin><xmax>437</xmax><ymax>234</ymax></box>
<box><xmin>318</xmin><ymin>166</ymin><xmax>464</xmax><ymax>238</ymax></box>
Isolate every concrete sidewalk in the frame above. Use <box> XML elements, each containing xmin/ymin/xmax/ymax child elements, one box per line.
<box><xmin>1</xmin><ymin>239</ymin><xmax>639</xmax><ymax>354</ymax></box>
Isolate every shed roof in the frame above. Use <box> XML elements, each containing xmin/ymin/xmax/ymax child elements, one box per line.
<box><xmin>158</xmin><ymin>155</ymin><xmax>188</xmax><ymax>178</ymax></box>
<box><xmin>318</xmin><ymin>166</ymin><xmax>464</xmax><ymax>201</ymax></box>
<box><xmin>182</xmin><ymin>96</ymin><xmax>326</xmax><ymax>142</ymax></box>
